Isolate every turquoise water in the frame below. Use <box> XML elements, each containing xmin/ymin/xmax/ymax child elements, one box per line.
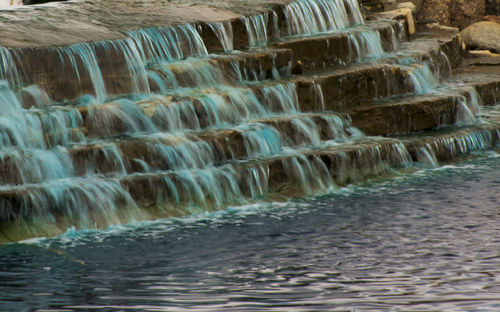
<box><xmin>1</xmin><ymin>153</ymin><xmax>500</xmax><ymax>311</ymax></box>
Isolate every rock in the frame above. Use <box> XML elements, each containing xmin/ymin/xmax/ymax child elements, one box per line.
<box><xmin>377</xmin><ymin>3</ymin><xmax>416</xmax><ymax>35</ymax></box>
<box><xmin>417</xmin><ymin>0</ymin><xmax>452</xmax><ymax>26</ymax></box>
<box><xmin>417</xmin><ymin>0</ymin><xmax>485</xmax><ymax>30</ymax></box>
<box><xmin>360</xmin><ymin>0</ymin><xmax>385</xmax><ymax>12</ymax></box>
<box><xmin>485</xmin><ymin>0</ymin><xmax>500</xmax><ymax>15</ymax></box>
<box><xmin>407</xmin><ymin>0</ymin><xmax>423</xmax><ymax>14</ymax></box>
<box><xmin>461</xmin><ymin>21</ymin><xmax>500</xmax><ymax>53</ymax></box>
<box><xmin>291</xmin><ymin>60</ymin><xmax>304</xmax><ymax>75</ymax></box>
<box><xmin>450</xmin><ymin>0</ymin><xmax>486</xmax><ymax>30</ymax></box>
<box><xmin>483</xmin><ymin>15</ymin><xmax>500</xmax><ymax>24</ymax></box>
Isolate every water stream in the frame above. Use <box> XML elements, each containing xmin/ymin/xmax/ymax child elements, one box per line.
<box><xmin>0</xmin><ymin>0</ymin><xmax>496</xmax><ymax>244</ymax></box>
<box><xmin>1</xmin><ymin>0</ymin><xmax>500</xmax><ymax>309</ymax></box>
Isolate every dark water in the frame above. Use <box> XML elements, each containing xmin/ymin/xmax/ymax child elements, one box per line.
<box><xmin>2</xmin><ymin>154</ymin><xmax>500</xmax><ymax>311</ymax></box>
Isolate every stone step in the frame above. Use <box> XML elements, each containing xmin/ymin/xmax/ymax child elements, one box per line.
<box><xmin>68</xmin><ymin>112</ymin><xmax>353</xmax><ymax>178</ymax></box>
<box><xmin>15</xmin><ymin>47</ymin><xmax>294</xmax><ymax>105</ymax></box>
<box><xmin>399</xmin><ymin>123</ymin><xmax>500</xmax><ymax>165</ymax></box>
<box><xmin>2</xmin><ymin>119</ymin><xmax>499</xmax><ymax>242</ymax></box>
<box><xmin>12</xmin><ymin>19</ymin><xmax>461</xmax><ymax>110</ymax></box>
<box><xmin>453</xmin><ymin>74</ymin><xmax>500</xmax><ymax>107</ymax></box>
<box><xmin>270</xmin><ymin>20</ymin><xmax>402</xmax><ymax>71</ymax></box>
<box><xmin>295</xmin><ymin>31</ymin><xmax>464</xmax><ymax>111</ymax></box>
<box><xmin>0</xmin><ymin>110</ymin><xmax>357</xmax><ymax>184</ymax></box>
<box><xmin>13</xmin><ymin>63</ymin><xmax>500</xmax><ymax>153</ymax></box>
<box><xmin>347</xmin><ymin>86</ymin><xmax>481</xmax><ymax>136</ymax></box>
<box><xmin>147</xmin><ymin>48</ymin><xmax>293</xmax><ymax>92</ymax></box>
<box><xmin>15</xmin><ymin>73</ymin><xmax>500</xmax><ymax>151</ymax></box>
<box><xmin>0</xmin><ymin>139</ymin><xmax>412</xmax><ymax>225</ymax></box>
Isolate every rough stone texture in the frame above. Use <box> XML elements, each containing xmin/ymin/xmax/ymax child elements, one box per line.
<box><xmin>0</xmin><ymin>0</ymin><xmax>267</xmax><ymax>47</ymax></box>
<box><xmin>349</xmin><ymin>95</ymin><xmax>459</xmax><ymax>136</ymax></box>
<box><xmin>485</xmin><ymin>0</ymin><xmax>500</xmax><ymax>15</ymax></box>
<box><xmin>483</xmin><ymin>15</ymin><xmax>500</xmax><ymax>24</ymax></box>
<box><xmin>417</xmin><ymin>0</ymin><xmax>452</xmax><ymax>26</ymax></box>
<box><xmin>417</xmin><ymin>0</ymin><xmax>485</xmax><ymax>30</ymax></box>
<box><xmin>450</xmin><ymin>0</ymin><xmax>486</xmax><ymax>30</ymax></box>
<box><xmin>377</xmin><ymin>4</ymin><xmax>416</xmax><ymax>34</ymax></box>
<box><xmin>406</xmin><ymin>0</ymin><xmax>423</xmax><ymax>13</ymax></box>
<box><xmin>461</xmin><ymin>21</ymin><xmax>500</xmax><ymax>52</ymax></box>
<box><xmin>360</xmin><ymin>0</ymin><xmax>386</xmax><ymax>12</ymax></box>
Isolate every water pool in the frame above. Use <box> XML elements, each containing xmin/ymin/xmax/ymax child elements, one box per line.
<box><xmin>2</xmin><ymin>153</ymin><xmax>500</xmax><ymax>311</ymax></box>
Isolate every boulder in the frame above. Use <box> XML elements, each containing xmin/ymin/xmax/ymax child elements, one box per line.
<box><xmin>485</xmin><ymin>0</ymin><xmax>500</xmax><ymax>15</ymax></box>
<box><xmin>483</xmin><ymin>15</ymin><xmax>500</xmax><ymax>24</ymax></box>
<box><xmin>450</xmin><ymin>0</ymin><xmax>486</xmax><ymax>30</ymax></box>
<box><xmin>378</xmin><ymin>3</ymin><xmax>417</xmax><ymax>34</ymax></box>
<box><xmin>361</xmin><ymin>0</ymin><xmax>422</xmax><ymax>13</ymax></box>
<box><xmin>360</xmin><ymin>0</ymin><xmax>386</xmax><ymax>12</ymax></box>
<box><xmin>417</xmin><ymin>0</ymin><xmax>452</xmax><ymax>26</ymax></box>
<box><xmin>461</xmin><ymin>21</ymin><xmax>500</xmax><ymax>52</ymax></box>
<box><xmin>417</xmin><ymin>0</ymin><xmax>485</xmax><ymax>30</ymax></box>
<box><xmin>409</xmin><ymin>0</ymin><xmax>423</xmax><ymax>13</ymax></box>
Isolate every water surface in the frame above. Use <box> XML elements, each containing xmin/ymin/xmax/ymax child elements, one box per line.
<box><xmin>2</xmin><ymin>154</ymin><xmax>500</xmax><ymax>311</ymax></box>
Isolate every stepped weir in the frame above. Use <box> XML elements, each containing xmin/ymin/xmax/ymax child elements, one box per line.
<box><xmin>0</xmin><ymin>0</ymin><xmax>499</xmax><ymax>242</ymax></box>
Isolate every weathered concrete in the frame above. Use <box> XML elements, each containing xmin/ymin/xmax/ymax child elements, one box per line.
<box><xmin>0</xmin><ymin>0</ymin><xmax>263</xmax><ymax>47</ymax></box>
<box><xmin>2</xmin><ymin>0</ymin><xmax>500</xmax><ymax>243</ymax></box>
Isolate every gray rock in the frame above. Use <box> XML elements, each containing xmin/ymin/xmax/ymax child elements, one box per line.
<box><xmin>461</xmin><ymin>21</ymin><xmax>500</xmax><ymax>52</ymax></box>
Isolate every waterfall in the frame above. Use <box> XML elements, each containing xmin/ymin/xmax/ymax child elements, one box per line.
<box><xmin>284</xmin><ymin>0</ymin><xmax>363</xmax><ymax>36</ymax></box>
<box><xmin>455</xmin><ymin>89</ymin><xmax>482</xmax><ymax>125</ymax></box>
<box><xmin>54</xmin><ymin>43</ymin><xmax>107</xmax><ymax>103</ymax></box>
<box><xmin>241</xmin><ymin>14</ymin><xmax>269</xmax><ymax>48</ymax></box>
<box><xmin>349</xmin><ymin>29</ymin><xmax>386</xmax><ymax>62</ymax></box>
<box><xmin>397</xmin><ymin>56</ymin><xmax>440</xmax><ymax>94</ymax></box>
<box><xmin>0</xmin><ymin>0</ymin><xmax>495</xmax><ymax>242</ymax></box>
<box><xmin>414</xmin><ymin>128</ymin><xmax>497</xmax><ymax>167</ymax></box>
<box><xmin>208</xmin><ymin>21</ymin><xmax>234</xmax><ymax>52</ymax></box>
<box><xmin>126</xmin><ymin>24</ymin><xmax>208</xmax><ymax>65</ymax></box>
<box><xmin>0</xmin><ymin>47</ymin><xmax>20</xmax><ymax>88</ymax></box>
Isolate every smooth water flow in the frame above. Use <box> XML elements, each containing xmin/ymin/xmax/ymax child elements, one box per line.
<box><xmin>284</xmin><ymin>0</ymin><xmax>363</xmax><ymax>36</ymax></box>
<box><xmin>1</xmin><ymin>0</ymin><xmax>500</xmax><ymax>310</ymax></box>
<box><xmin>208</xmin><ymin>21</ymin><xmax>234</xmax><ymax>52</ymax></box>
<box><xmin>0</xmin><ymin>0</ymin><xmax>495</xmax><ymax>244</ymax></box>
<box><xmin>241</xmin><ymin>14</ymin><xmax>269</xmax><ymax>48</ymax></box>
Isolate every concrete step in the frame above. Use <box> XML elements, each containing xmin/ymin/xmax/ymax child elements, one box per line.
<box><xmin>3</xmin><ymin>118</ymin><xmax>499</xmax><ymax>230</ymax></box>
<box><xmin>1</xmin><ymin>117</ymin><xmax>499</xmax><ymax>242</ymax></box>
<box><xmin>347</xmin><ymin>86</ymin><xmax>481</xmax><ymax>136</ymax></box>
<box><xmin>270</xmin><ymin>20</ymin><xmax>402</xmax><ymax>70</ymax></box>
<box><xmin>399</xmin><ymin>123</ymin><xmax>500</xmax><ymax>165</ymax></box>
<box><xmin>0</xmin><ymin>138</ymin><xmax>412</xmax><ymax>223</ymax></box>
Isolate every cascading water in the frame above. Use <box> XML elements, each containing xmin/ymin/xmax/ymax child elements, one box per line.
<box><xmin>241</xmin><ymin>14</ymin><xmax>269</xmax><ymax>48</ymax></box>
<box><xmin>284</xmin><ymin>0</ymin><xmax>363</xmax><ymax>36</ymax></box>
<box><xmin>208</xmin><ymin>21</ymin><xmax>234</xmax><ymax>52</ymax></box>
<box><xmin>349</xmin><ymin>29</ymin><xmax>386</xmax><ymax>61</ymax></box>
<box><xmin>0</xmin><ymin>47</ymin><xmax>19</xmax><ymax>87</ymax></box>
<box><xmin>0</xmin><ymin>0</ymin><xmax>494</xmax><ymax>242</ymax></box>
<box><xmin>126</xmin><ymin>25</ymin><xmax>208</xmax><ymax>66</ymax></box>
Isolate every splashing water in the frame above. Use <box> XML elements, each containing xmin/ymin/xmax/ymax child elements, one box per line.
<box><xmin>0</xmin><ymin>46</ymin><xmax>20</xmax><ymax>87</ymax></box>
<box><xmin>284</xmin><ymin>0</ymin><xmax>364</xmax><ymax>36</ymax></box>
<box><xmin>208</xmin><ymin>21</ymin><xmax>234</xmax><ymax>52</ymax></box>
<box><xmin>241</xmin><ymin>14</ymin><xmax>269</xmax><ymax>48</ymax></box>
<box><xmin>126</xmin><ymin>24</ymin><xmax>208</xmax><ymax>65</ymax></box>
<box><xmin>349</xmin><ymin>29</ymin><xmax>386</xmax><ymax>62</ymax></box>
